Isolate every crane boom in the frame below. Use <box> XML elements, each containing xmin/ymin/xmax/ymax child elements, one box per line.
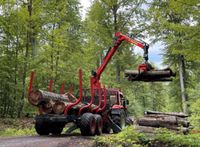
<box><xmin>94</xmin><ymin>32</ymin><xmax>149</xmax><ymax>80</ymax></box>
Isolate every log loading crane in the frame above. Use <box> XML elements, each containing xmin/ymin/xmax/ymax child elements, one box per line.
<box><xmin>28</xmin><ymin>32</ymin><xmax>175</xmax><ymax>136</ymax></box>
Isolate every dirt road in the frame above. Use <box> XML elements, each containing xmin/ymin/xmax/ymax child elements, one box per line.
<box><xmin>0</xmin><ymin>133</ymin><xmax>96</xmax><ymax>147</ymax></box>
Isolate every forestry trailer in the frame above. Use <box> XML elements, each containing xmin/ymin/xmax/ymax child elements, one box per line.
<box><xmin>28</xmin><ymin>32</ymin><xmax>175</xmax><ymax>136</ymax></box>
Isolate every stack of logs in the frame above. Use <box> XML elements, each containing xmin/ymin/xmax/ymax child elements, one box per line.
<box><xmin>28</xmin><ymin>89</ymin><xmax>96</xmax><ymax>114</ymax></box>
<box><xmin>136</xmin><ymin>111</ymin><xmax>190</xmax><ymax>134</ymax></box>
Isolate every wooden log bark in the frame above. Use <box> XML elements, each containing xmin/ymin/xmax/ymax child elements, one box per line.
<box><xmin>135</xmin><ymin>125</ymin><xmax>189</xmax><ymax>135</ymax></box>
<box><xmin>124</xmin><ymin>68</ymin><xmax>176</xmax><ymax>82</ymax></box>
<box><xmin>137</xmin><ymin>116</ymin><xmax>178</xmax><ymax>128</ymax></box>
<box><xmin>29</xmin><ymin>90</ymin><xmax>98</xmax><ymax>114</ymax></box>
<box><xmin>145</xmin><ymin>110</ymin><xmax>188</xmax><ymax>118</ymax></box>
<box><xmin>28</xmin><ymin>89</ymin><xmax>76</xmax><ymax>106</ymax></box>
<box><xmin>177</xmin><ymin>117</ymin><xmax>190</xmax><ymax>127</ymax></box>
<box><xmin>129</xmin><ymin>78</ymin><xmax>173</xmax><ymax>82</ymax></box>
<box><xmin>144</xmin><ymin>114</ymin><xmax>189</xmax><ymax>127</ymax></box>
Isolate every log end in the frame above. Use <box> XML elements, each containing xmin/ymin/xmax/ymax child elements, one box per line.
<box><xmin>28</xmin><ymin>90</ymin><xmax>42</xmax><ymax>106</ymax></box>
<box><xmin>39</xmin><ymin>101</ymin><xmax>53</xmax><ymax>114</ymax></box>
<box><xmin>53</xmin><ymin>101</ymin><xmax>66</xmax><ymax>114</ymax></box>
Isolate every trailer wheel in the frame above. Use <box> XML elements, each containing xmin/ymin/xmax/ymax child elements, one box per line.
<box><xmin>80</xmin><ymin>113</ymin><xmax>96</xmax><ymax>136</ymax></box>
<box><xmin>112</xmin><ymin>113</ymin><xmax>125</xmax><ymax>133</ymax></box>
<box><xmin>35</xmin><ymin>121</ymin><xmax>49</xmax><ymax>135</ymax></box>
<box><xmin>94</xmin><ymin>114</ymin><xmax>103</xmax><ymax>135</ymax></box>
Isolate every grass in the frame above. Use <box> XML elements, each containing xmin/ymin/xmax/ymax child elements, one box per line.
<box><xmin>95</xmin><ymin>126</ymin><xmax>148</xmax><ymax>147</ymax></box>
<box><xmin>0</xmin><ymin>128</ymin><xmax>36</xmax><ymax>137</ymax></box>
<box><xmin>153</xmin><ymin>129</ymin><xmax>200</xmax><ymax>147</ymax></box>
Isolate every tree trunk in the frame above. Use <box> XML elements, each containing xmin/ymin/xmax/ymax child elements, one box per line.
<box><xmin>178</xmin><ymin>55</ymin><xmax>188</xmax><ymax>114</ymax></box>
<box><xmin>112</xmin><ymin>5</ymin><xmax>120</xmax><ymax>83</ymax></box>
<box><xmin>18</xmin><ymin>0</ymin><xmax>32</xmax><ymax>117</ymax></box>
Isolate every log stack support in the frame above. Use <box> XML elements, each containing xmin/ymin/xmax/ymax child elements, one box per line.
<box><xmin>27</xmin><ymin>70</ymin><xmax>103</xmax><ymax>115</ymax></box>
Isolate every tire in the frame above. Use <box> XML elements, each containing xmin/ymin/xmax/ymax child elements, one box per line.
<box><xmin>126</xmin><ymin>117</ymin><xmax>134</xmax><ymax>125</ymax></box>
<box><xmin>79</xmin><ymin>113</ymin><xmax>96</xmax><ymax>136</ymax></box>
<box><xmin>94</xmin><ymin>114</ymin><xmax>103</xmax><ymax>135</ymax></box>
<box><xmin>112</xmin><ymin>112</ymin><xmax>126</xmax><ymax>133</ymax></box>
<box><xmin>49</xmin><ymin>123</ymin><xmax>64</xmax><ymax>135</ymax></box>
<box><xmin>35</xmin><ymin>120</ymin><xmax>49</xmax><ymax>135</ymax></box>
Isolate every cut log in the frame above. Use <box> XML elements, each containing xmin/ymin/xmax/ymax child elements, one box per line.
<box><xmin>124</xmin><ymin>68</ymin><xmax>176</xmax><ymax>82</ymax></box>
<box><xmin>29</xmin><ymin>89</ymin><xmax>99</xmax><ymax>114</ymax></box>
<box><xmin>144</xmin><ymin>114</ymin><xmax>189</xmax><ymax>127</ymax></box>
<box><xmin>177</xmin><ymin>117</ymin><xmax>190</xmax><ymax>127</ymax></box>
<box><xmin>38</xmin><ymin>101</ymin><xmax>53</xmax><ymax>114</ymax></box>
<box><xmin>145</xmin><ymin>110</ymin><xmax>188</xmax><ymax>118</ymax></box>
<box><xmin>137</xmin><ymin>116</ymin><xmax>178</xmax><ymax>128</ymax></box>
<box><xmin>28</xmin><ymin>89</ymin><xmax>76</xmax><ymax>106</ymax></box>
<box><xmin>135</xmin><ymin>125</ymin><xmax>189</xmax><ymax>135</ymax></box>
<box><xmin>53</xmin><ymin>101</ymin><xmax>66</xmax><ymax>114</ymax></box>
<box><xmin>137</xmin><ymin>110</ymin><xmax>190</xmax><ymax>134</ymax></box>
<box><xmin>129</xmin><ymin>78</ymin><xmax>173</xmax><ymax>82</ymax></box>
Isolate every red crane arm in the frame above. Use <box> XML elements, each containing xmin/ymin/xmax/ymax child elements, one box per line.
<box><xmin>95</xmin><ymin>32</ymin><xmax>148</xmax><ymax>80</ymax></box>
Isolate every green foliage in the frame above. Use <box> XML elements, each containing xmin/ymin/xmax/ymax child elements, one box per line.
<box><xmin>96</xmin><ymin>127</ymin><xmax>200</xmax><ymax>146</ymax></box>
<box><xmin>189</xmin><ymin>99</ymin><xmax>200</xmax><ymax>129</ymax></box>
<box><xmin>147</xmin><ymin>0</ymin><xmax>200</xmax><ymax>113</ymax></box>
<box><xmin>0</xmin><ymin>0</ymin><xmax>83</xmax><ymax>117</ymax></box>
<box><xmin>96</xmin><ymin>126</ymin><xmax>148</xmax><ymax>147</ymax></box>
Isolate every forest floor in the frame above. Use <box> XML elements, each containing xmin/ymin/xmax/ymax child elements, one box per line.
<box><xmin>0</xmin><ymin>117</ymin><xmax>35</xmax><ymax>137</ymax></box>
<box><xmin>0</xmin><ymin>117</ymin><xmax>34</xmax><ymax>130</ymax></box>
<box><xmin>0</xmin><ymin>135</ymin><xmax>95</xmax><ymax>147</ymax></box>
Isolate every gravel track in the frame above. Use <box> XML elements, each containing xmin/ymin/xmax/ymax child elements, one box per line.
<box><xmin>0</xmin><ymin>133</ymin><xmax>96</xmax><ymax>147</ymax></box>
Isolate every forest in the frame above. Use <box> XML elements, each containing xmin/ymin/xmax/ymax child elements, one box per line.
<box><xmin>0</xmin><ymin>0</ymin><xmax>200</xmax><ymax>146</ymax></box>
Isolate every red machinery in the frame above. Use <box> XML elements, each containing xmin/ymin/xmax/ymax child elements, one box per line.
<box><xmin>28</xmin><ymin>32</ymin><xmax>175</xmax><ymax>136</ymax></box>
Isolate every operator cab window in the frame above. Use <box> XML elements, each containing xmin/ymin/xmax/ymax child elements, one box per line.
<box><xmin>110</xmin><ymin>95</ymin><xmax>117</xmax><ymax>106</ymax></box>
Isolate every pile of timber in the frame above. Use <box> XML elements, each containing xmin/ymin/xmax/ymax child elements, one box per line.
<box><xmin>136</xmin><ymin>111</ymin><xmax>190</xmax><ymax>134</ymax></box>
<box><xmin>28</xmin><ymin>89</ymin><xmax>96</xmax><ymax>114</ymax></box>
<box><xmin>124</xmin><ymin>68</ymin><xmax>176</xmax><ymax>82</ymax></box>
